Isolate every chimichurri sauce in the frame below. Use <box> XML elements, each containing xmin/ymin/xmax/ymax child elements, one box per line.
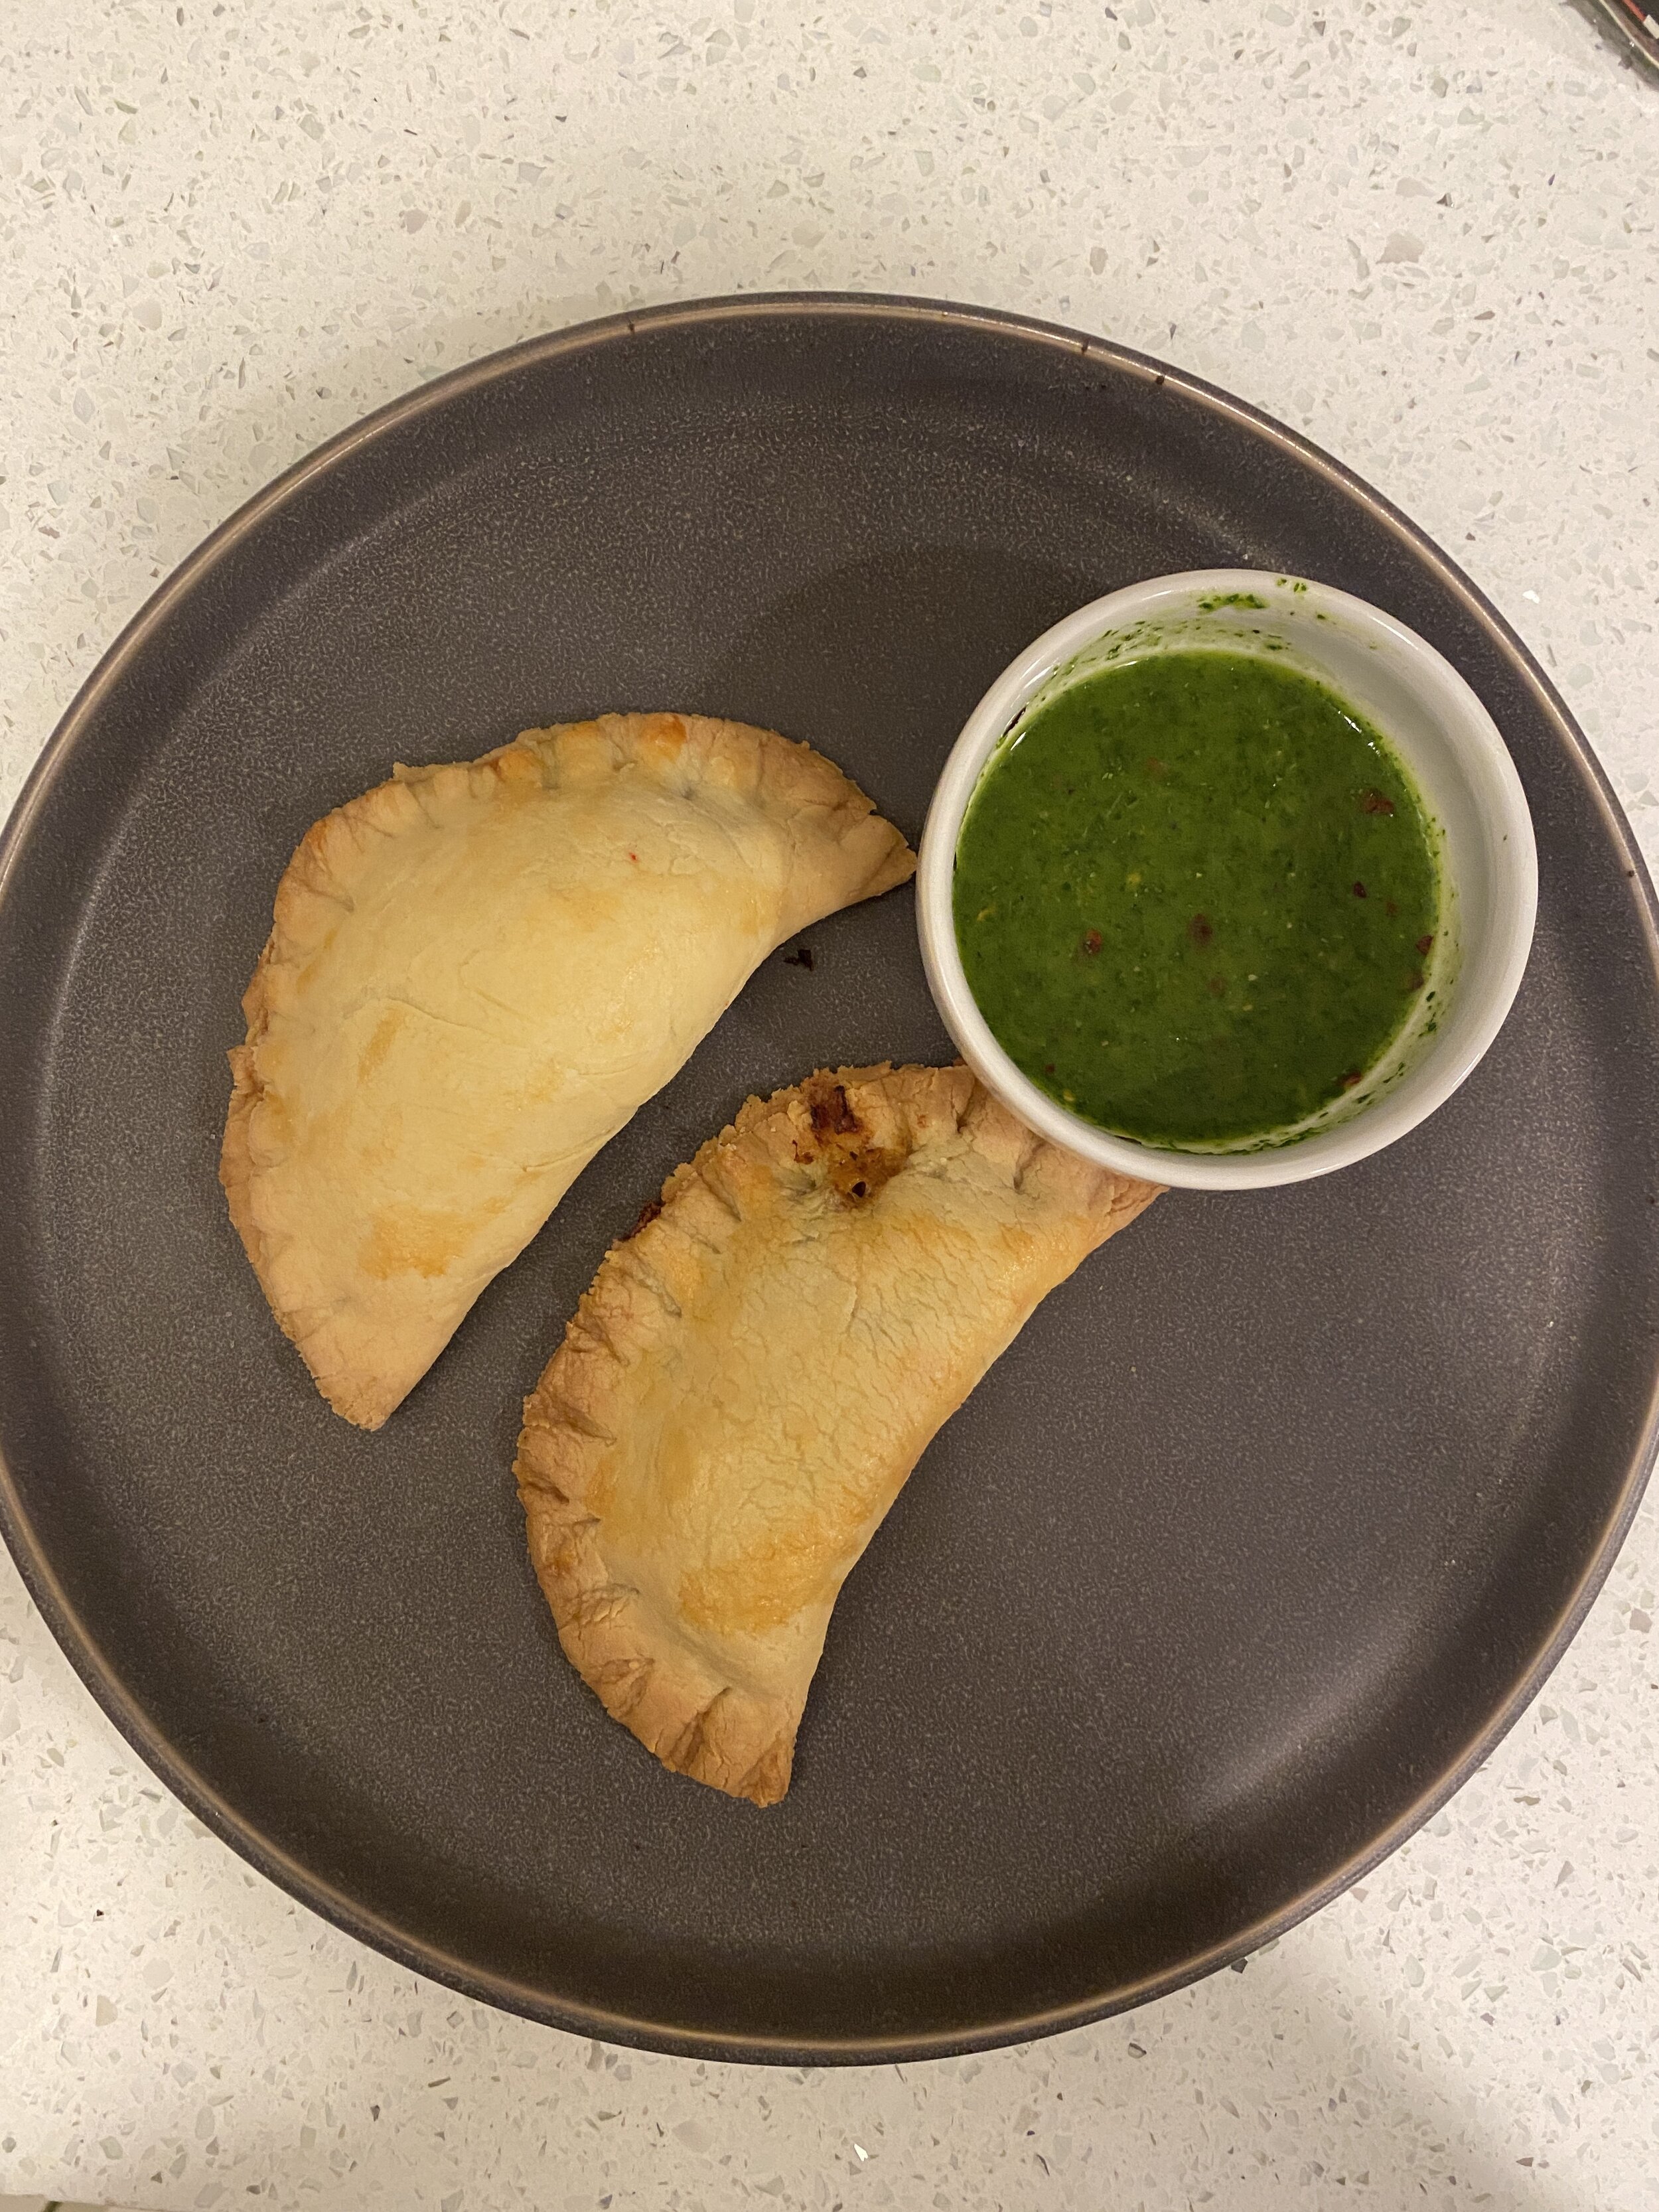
<box><xmin>953</xmin><ymin>649</ymin><xmax>1440</xmax><ymax>1148</ymax></box>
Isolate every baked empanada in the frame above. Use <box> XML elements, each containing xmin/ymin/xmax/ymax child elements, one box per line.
<box><xmin>515</xmin><ymin>1064</ymin><xmax>1160</xmax><ymax>1805</ymax></box>
<box><xmin>223</xmin><ymin>714</ymin><xmax>913</xmax><ymax>1429</ymax></box>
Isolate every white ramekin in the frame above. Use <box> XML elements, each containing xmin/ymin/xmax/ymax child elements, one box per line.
<box><xmin>916</xmin><ymin>569</ymin><xmax>1538</xmax><ymax>1191</ymax></box>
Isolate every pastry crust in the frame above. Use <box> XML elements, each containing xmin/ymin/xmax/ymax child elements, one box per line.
<box><xmin>515</xmin><ymin>1064</ymin><xmax>1161</xmax><ymax>1805</ymax></box>
<box><xmin>222</xmin><ymin>713</ymin><xmax>914</xmax><ymax>1429</ymax></box>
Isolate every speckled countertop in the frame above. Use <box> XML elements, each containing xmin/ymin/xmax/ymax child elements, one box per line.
<box><xmin>3</xmin><ymin>2</ymin><xmax>1658</xmax><ymax>2206</ymax></box>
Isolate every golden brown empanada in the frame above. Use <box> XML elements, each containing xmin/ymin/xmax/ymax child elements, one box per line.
<box><xmin>515</xmin><ymin>1064</ymin><xmax>1160</xmax><ymax>1805</ymax></box>
<box><xmin>222</xmin><ymin>714</ymin><xmax>913</xmax><ymax>1429</ymax></box>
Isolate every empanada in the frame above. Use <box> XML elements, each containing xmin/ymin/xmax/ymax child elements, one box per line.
<box><xmin>515</xmin><ymin>1064</ymin><xmax>1160</xmax><ymax>1805</ymax></box>
<box><xmin>222</xmin><ymin>714</ymin><xmax>913</xmax><ymax>1429</ymax></box>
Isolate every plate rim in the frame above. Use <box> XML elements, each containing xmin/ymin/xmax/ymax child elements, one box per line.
<box><xmin>3</xmin><ymin>289</ymin><xmax>1657</xmax><ymax>2064</ymax></box>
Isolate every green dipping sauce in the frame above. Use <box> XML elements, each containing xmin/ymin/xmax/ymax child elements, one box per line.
<box><xmin>953</xmin><ymin>648</ymin><xmax>1441</xmax><ymax>1149</ymax></box>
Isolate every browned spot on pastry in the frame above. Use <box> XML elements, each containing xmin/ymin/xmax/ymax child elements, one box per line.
<box><xmin>738</xmin><ymin>1737</ymin><xmax>793</xmax><ymax>1808</ymax></box>
<box><xmin>251</xmin><ymin>1082</ymin><xmax>293</xmax><ymax>1151</ymax></box>
<box><xmin>636</xmin><ymin>712</ymin><xmax>689</xmax><ymax>761</ymax></box>
<box><xmin>591</xmin><ymin>1655</ymin><xmax>656</xmax><ymax>1719</ymax></box>
<box><xmin>361</xmin><ymin>1199</ymin><xmax>501</xmax><ymax>1281</ymax></box>
<box><xmin>680</xmin><ymin>1496</ymin><xmax>881</xmax><ymax>1636</ymax></box>
<box><xmin>490</xmin><ymin>745</ymin><xmax>543</xmax><ymax>793</ymax></box>
<box><xmin>626</xmin><ymin>1197</ymin><xmax>664</xmax><ymax>1239</ymax></box>
<box><xmin>357</xmin><ymin>1002</ymin><xmax>407</xmax><ymax>1082</ymax></box>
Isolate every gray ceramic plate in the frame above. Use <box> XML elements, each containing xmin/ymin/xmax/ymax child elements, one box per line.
<box><xmin>2</xmin><ymin>296</ymin><xmax>1656</xmax><ymax>2063</ymax></box>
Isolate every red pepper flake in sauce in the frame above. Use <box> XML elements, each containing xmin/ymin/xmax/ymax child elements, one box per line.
<box><xmin>1361</xmin><ymin>789</ymin><xmax>1396</xmax><ymax>815</ymax></box>
<box><xmin>1339</xmin><ymin>1069</ymin><xmax>1363</xmax><ymax>1090</ymax></box>
<box><xmin>1352</xmin><ymin>881</ymin><xmax>1368</xmax><ymax>899</ymax></box>
<box><xmin>1407</xmin><ymin>969</ymin><xmax>1425</xmax><ymax>992</ymax></box>
<box><xmin>1188</xmin><ymin>913</ymin><xmax>1214</xmax><ymax>946</ymax></box>
<box><xmin>1415</xmin><ymin>934</ymin><xmax>1434</xmax><ymax>956</ymax></box>
<box><xmin>1081</xmin><ymin>928</ymin><xmax>1103</xmax><ymax>956</ymax></box>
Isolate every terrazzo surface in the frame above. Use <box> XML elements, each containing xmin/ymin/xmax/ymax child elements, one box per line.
<box><xmin>3</xmin><ymin>0</ymin><xmax>1658</xmax><ymax>2206</ymax></box>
